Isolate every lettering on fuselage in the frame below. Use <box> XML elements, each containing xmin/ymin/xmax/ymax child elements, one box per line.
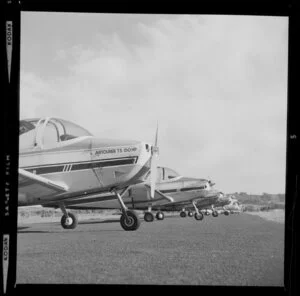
<box><xmin>94</xmin><ymin>147</ymin><xmax>137</xmax><ymax>156</ymax></box>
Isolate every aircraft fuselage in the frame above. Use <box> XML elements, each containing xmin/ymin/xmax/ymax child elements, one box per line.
<box><xmin>19</xmin><ymin>118</ymin><xmax>152</xmax><ymax>206</ymax></box>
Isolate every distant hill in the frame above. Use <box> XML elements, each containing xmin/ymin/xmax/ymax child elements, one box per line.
<box><xmin>230</xmin><ymin>192</ymin><xmax>285</xmax><ymax>212</ymax></box>
<box><xmin>231</xmin><ymin>192</ymin><xmax>285</xmax><ymax>204</ymax></box>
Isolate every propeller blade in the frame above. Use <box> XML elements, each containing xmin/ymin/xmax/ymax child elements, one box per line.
<box><xmin>154</xmin><ymin>123</ymin><xmax>158</xmax><ymax>146</ymax></box>
<box><xmin>150</xmin><ymin>154</ymin><xmax>158</xmax><ymax>198</ymax></box>
<box><xmin>150</xmin><ymin>124</ymin><xmax>159</xmax><ymax>199</ymax></box>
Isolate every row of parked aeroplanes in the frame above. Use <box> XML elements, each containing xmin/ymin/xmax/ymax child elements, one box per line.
<box><xmin>19</xmin><ymin>117</ymin><xmax>243</xmax><ymax>231</ymax></box>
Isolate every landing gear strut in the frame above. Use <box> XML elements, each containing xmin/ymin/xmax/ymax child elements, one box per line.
<box><xmin>114</xmin><ymin>188</ymin><xmax>140</xmax><ymax>231</ymax></box>
<box><xmin>59</xmin><ymin>203</ymin><xmax>78</xmax><ymax>229</ymax></box>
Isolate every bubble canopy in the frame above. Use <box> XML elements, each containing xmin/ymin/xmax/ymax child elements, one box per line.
<box><xmin>20</xmin><ymin>117</ymin><xmax>93</xmax><ymax>145</ymax></box>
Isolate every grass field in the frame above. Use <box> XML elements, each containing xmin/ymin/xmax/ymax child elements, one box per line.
<box><xmin>246</xmin><ymin>209</ymin><xmax>284</xmax><ymax>223</ymax></box>
<box><xmin>17</xmin><ymin>212</ymin><xmax>285</xmax><ymax>285</ymax></box>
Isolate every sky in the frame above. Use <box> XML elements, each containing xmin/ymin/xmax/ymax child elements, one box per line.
<box><xmin>20</xmin><ymin>12</ymin><xmax>289</xmax><ymax>194</ymax></box>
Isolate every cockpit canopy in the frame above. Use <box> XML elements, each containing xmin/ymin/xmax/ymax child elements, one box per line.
<box><xmin>145</xmin><ymin>166</ymin><xmax>180</xmax><ymax>182</ymax></box>
<box><xmin>20</xmin><ymin>117</ymin><xmax>93</xmax><ymax>150</ymax></box>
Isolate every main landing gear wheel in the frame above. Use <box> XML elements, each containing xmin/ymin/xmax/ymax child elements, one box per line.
<box><xmin>156</xmin><ymin>211</ymin><xmax>164</xmax><ymax>220</ymax></box>
<box><xmin>194</xmin><ymin>212</ymin><xmax>204</xmax><ymax>221</ymax></box>
<box><xmin>180</xmin><ymin>211</ymin><xmax>187</xmax><ymax>218</ymax></box>
<box><xmin>144</xmin><ymin>211</ymin><xmax>155</xmax><ymax>222</ymax></box>
<box><xmin>61</xmin><ymin>212</ymin><xmax>78</xmax><ymax>229</ymax></box>
<box><xmin>212</xmin><ymin>211</ymin><xmax>218</xmax><ymax>217</ymax></box>
<box><xmin>188</xmin><ymin>211</ymin><xmax>193</xmax><ymax>217</ymax></box>
<box><xmin>120</xmin><ymin>210</ymin><xmax>140</xmax><ymax>231</ymax></box>
<box><xmin>224</xmin><ymin>210</ymin><xmax>230</xmax><ymax>216</ymax></box>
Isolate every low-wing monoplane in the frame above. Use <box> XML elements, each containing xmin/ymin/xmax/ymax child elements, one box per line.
<box><xmin>179</xmin><ymin>194</ymin><xmax>241</xmax><ymax>217</ymax></box>
<box><xmin>46</xmin><ymin>166</ymin><xmax>236</xmax><ymax>222</ymax></box>
<box><xmin>18</xmin><ymin>117</ymin><xmax>159</xmax><ymax>231</ymax></box>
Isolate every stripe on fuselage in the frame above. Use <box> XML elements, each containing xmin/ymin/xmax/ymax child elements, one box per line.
<box><xmin>22</xmin><ymin>157</ymin><xmax>137</xmax><ymax>175</ymax></box>
<box><xmin>180</xmin><ymin>186</ymin><xmax>206</xmax><ymax>192</ymax></box>
<box><xmin>160</xmin><ymin>189</ymin><xmax>177</xmax><ymax>193</ymax></box>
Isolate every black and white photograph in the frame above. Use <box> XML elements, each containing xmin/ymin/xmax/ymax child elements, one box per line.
<box><xmin>15</xmin><ymin>11</ymin><xmax>288</xmax><ymax>286</ymax></box>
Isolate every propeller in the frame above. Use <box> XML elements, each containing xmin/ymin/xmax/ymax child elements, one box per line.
<box><xmin>150</xmin><ymin>124</ymin><xmax>159</xmax><ymax>199</ymax></box>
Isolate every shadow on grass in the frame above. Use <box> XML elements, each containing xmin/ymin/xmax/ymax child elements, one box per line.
<box><xmin>78</xmin><ymin>218</ymin><xmax>121</xmax><ymax>225</ymax></box>
<box><xmin>17</xmin><ymin>219</ymin><xmax>132</xmax><ymax>233</ymax></box>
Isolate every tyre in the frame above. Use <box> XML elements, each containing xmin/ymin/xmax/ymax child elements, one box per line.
<box><xmin>120</xmin><ymin>210</ymin><xmax>141</xmax><ymax>231</ymax></box>
<box><xmin>188</xmin><ymin>211</ymin><xmax>193</xmax><ymax>217</ymax></box>
<box><xmin>61</xmin><ymin>212</ymin><xmax>78</xmax><ymax>229</ymax></box>
<box><xmin>224</xmin><ymin>210</ymin><xmax>230</xmax><ymax>216</ymax></box>
<box><xmin>180</xmin><ymin>211</ymin><xmax>187</xmax><ymax>218</ymax></box>
<box><xmin>144</xmin><ymin>211</ymin><xmax>155</xmax><ymax>222</ymax></box>
<box><xmin>212</xmin><ymin>211</ymin><xmax>218</xmax><ymax>217</ymax></box>
<box><xmin>194</xmin><ymin>212</ymin><xmax>204</xmax><ymax>221</ymax></box>
<box><xmin>156</xmin><ymin>211</ymin><xmax>164</xmax><ymax>220</ymax></box>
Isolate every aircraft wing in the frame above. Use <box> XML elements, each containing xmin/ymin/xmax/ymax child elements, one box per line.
<box><xmin>19</xmin><ymin>168</ymin><xmax>68</xmax><ymax>202</ymax></box>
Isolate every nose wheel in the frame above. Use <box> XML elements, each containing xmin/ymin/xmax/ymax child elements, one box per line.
<box><xmin>180</xmin><ymin>211</ymin><xmax>187</xmax><ymax>218</ymax></box>
<box><xmin>188</xmin><ymin>211</ymin><xmax>193</xmax><ymax>217</ymax></box>
<box><xmin>144</xmin><ymin>211</ymin><xmax>155</xmax><ymax>222</ymax></box>
<box><xmin>156</xmin><ymin>211</ymin><xmax>164</xmax><ymax>220</ymax></box>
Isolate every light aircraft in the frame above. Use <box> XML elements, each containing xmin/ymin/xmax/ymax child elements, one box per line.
<box><xmin>43</xmin><ymin>166</ymin><xmax>236</xmax><ymax>222</ymax></box>
<box><xmin>180</xmin><ymin>194</ymin><xmax>241</xmax><ymax>217</ymax></box>
<box><xmin>18</xmin><ymin>117</ymin><xmax>160</xmax><ymax>231</ymax></box>
<box><xmin>199</xmin><ymin>196</ymin><xmax>243</xmax><ymax>216</ymax></box>
<box><xmin>221</xmin><ymin>197</ymin><xmax>244</xmax><ymax>213</ymax></box>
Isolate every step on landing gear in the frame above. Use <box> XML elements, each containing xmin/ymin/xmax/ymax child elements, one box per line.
<box><xmin>114</xmin><ymin>188</ymin><xmax>140</xmax><ymax>231</ymax></box>
<box><xmin>59</xmin><ymin>203</ymin><xmax>78</xmax><ymax>229</ymax></box>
